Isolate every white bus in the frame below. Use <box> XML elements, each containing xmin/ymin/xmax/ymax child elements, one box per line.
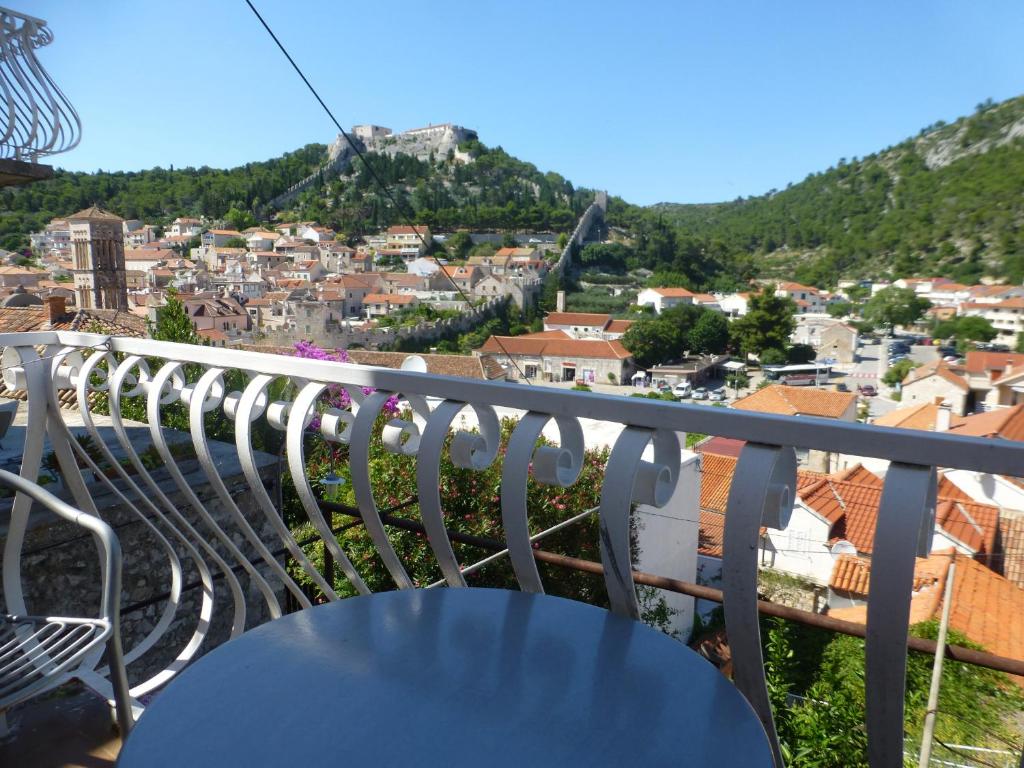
<box><xmin>762</xmin><ymin>363</ymin><xmax>832</xmax><ymax>386</ymax></box>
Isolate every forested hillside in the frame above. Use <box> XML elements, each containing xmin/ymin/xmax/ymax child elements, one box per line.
<box><xmin>0</xmin><ymin>144</ymin><xmax>327</xmax><ymax>250</ymax></box>
<box><xmin>1</xmin><ymin>138</ymin><xmax>593</xmax><ymax>251</ymax></box>
<box><xmin>287</xmin><ymin>140</ymin><xmax>592</xmax><ymax>236</ymax></box>
<box><xmin>608</xmin><ymin>95</ymin><xmax>1024</xmax><ymax>286</ymax></box>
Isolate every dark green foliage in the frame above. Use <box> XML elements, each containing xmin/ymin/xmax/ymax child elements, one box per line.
<box><xmin>759</xmin><ymin>347</ymin><xmax>787</xmax><ymax>366</ymax></box>
<box><xmin>444</xmin><ymin>231</ymin><xmax>473</xmax><ymax>260</ymax></box>
<box><xmin>762</xmin><ymin>617</ymin><xmax>1024</xmax><ymax>766</ymax></box>
<box><xmin>688</xmin><ymin>310</ymin><xmax>730</xmax><ymax>355</ymax></box>
<box><xmin>729</xmin><ymin>286</ymin><xmax>797</xmax><ymax>356</ymax></box>
<box><xmin>826</xmin><ymin>301</ymin><xmax>853</xmax><ymax>318</ymax></box>
<box><xmin>1</xmin><ymin>145</ymin><xmax>326</xmax><ymax>245</ymax></box>
<box><xmin>621</xmin><ymin>304</ymin><xmax>728</xmax><ymax>367</ymax></box>
<box><xmin>882</xmin><ymin>358</ymin><xmax>918</xmax><ymax>386</ymax></box>
<box><xmin>578</xmin><ymin>242</ymin><xmax>632</xmax><ymax>272</ymax></box>
<box><xmin>863</xmin><ymin>287</ymin><xmax>931</xmax><ymax>333</ymax></box>
<box><xmin>608</xmin><ymin>95</ymin><xmax>1024</xmax><ymax>285</ymax></box>
<box><xmin>932</xmin><ymin>315</ymin><xmax>997</xmax><ymax>345</ymax></box>
<box><xmin>786</xmin><ymin>344</ymin><xmax>817</xmax><ymax>364</ymax></box>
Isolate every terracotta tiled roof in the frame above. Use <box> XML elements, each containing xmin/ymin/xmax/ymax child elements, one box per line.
<box><xmin>964</xmin><ymin>351</ymin><xmax>1024</xmax><ymax>375</ymax></box>
<box><xmin>699</xmin><ymin>453</ymin><xmax>737</xmax><ymax>514</ymax></box>
<box><xmin>651</xmin><ymin>287</ymin><xmax>695</xmax><ymax>298</ymax></box>
<box><xmin>386</xmin><ymin>225</ymin><xmax>428</xmax><ymax>236</ymax></box>
<box><xmin>902</xmin><ymin>359</ymin><xmax>968</xmax><ymax>391</ymax></box>
<box><xmin>948</xmin><ymin>404</ymin><xmax>1024</xmax><ymax>441</ymax></box>
<box><xmin>776</xmin><ymin>281</ymin><xmax>819</xmax><ymax>293</ymax></box>
<box><xmin>830</xmin><ymin>551</ymin><xmax>1024</xmax><ymax>683</ymax></box>
<box><xmin>999</xmin><ymin>513</ymin><xmax>1024</xmax><ymax>589</ymax></box>
<box><xmin>66</xmin><ymin>205</ymin><xmax>122</xmax><ymax>221</ymax></box>
<box><xmin>873</xmin><ymin>401</ymin><xmax>967</xmax><ymax>431</ymax></box>
<box><xmin>605</xmin><ymin>319</ymin><xmax>634</xmax><ymax>333</ymax></box>
<box><xmin>699</xmin><ymin>510</ymin><xmax>725</xmax><ymax>557</ymax></box>
<box><xmin>544</xmin><ymin>312</ymin><xmax>612</xmax><ymax>327</ymax></box>
<box><xmin>695</xmin><ymin>436</ymin><xmax>745</xmax><ymax>457</ymax></box>
<box><xmin>124</xmin><ymin>248</ymin><xmax>175</xmax><ymax>262</ymax></box>
<box><xmin>477</xmin><ymin>334</ymin><xmax>632</xmax><ymax>360</ymax></box>
<box><xmin>364</xmin><ymin>293</ymin><xmax>416</xmax><ymax>305</ymax></box>
<box><xmin>801</xmin><ymin>475</ymin><xmax>1000</xmax><ymax>556</ymax></box>
<box><xmin>935</xmin><ymin>499</ymin><xmax>999</xmax><ymax>553</ymax></box>
<box><xmin>829</xmin><ymin>555</ymin><xmax>873</xmax><ymax>596</ymax></box>
<box><xmin>731</xmin><ymin>385</ymin><xmax>856</xmax><ymax>419</ymax></box>
<box><xmin>829</xmin><ymin>553</ymin><xmax>946</xmax><ymax>598</ymax></box>
<box><xmin>830</xmin><ymin>464</ymin><xmax>883</xmax><ymax>487</ymax></box>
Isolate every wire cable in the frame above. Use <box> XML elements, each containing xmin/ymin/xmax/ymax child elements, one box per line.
<box><xmin>243</xmin><ymin>0</ymin><xmax>536</xmax><ymax>382</ymax></box>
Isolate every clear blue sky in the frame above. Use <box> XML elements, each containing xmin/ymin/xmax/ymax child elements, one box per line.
<box><xmin>31</xmin><ymin>0</ymin><xmax>1024</xmax><ymax>206</ymax></box>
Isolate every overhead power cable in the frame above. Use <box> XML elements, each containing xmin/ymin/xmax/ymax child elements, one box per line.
<box><xmin>243</xmin><ymin>0</ymin><xmax>535</xmax><ymax>383</ymax></box>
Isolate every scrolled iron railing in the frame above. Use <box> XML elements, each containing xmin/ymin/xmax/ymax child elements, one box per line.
<box><xmin>1</xmin><ymin>330</ymin><xmax>1022</xmax><ymax>767</ymax></box>
<box><xmin>0</xmin><ymin>7</ymin><xmax>81</xmax><ymax>161</ymax></box>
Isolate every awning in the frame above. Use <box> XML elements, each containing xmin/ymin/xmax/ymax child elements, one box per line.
<box><xmin>631</xmin><ymin>371</ymin><xmax>646</xmax><ymax>379</ymax></box>
<box><xmin>721</xmin><ymin>360</ymin><xmax>746</xmax><ymax>371</ymax></box>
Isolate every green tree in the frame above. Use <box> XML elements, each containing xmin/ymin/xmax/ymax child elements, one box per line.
<box><xmin>687</xmin><ymin>310</ymin><xmax>730</xmax><ymax>355</ymax></box>
<box><xmin>224</xmin><ymin>207</ymin><xmax>257</xmax><ymax>232</ymax></box>
<box><xmin>445</xmin><ymin>231</ymin><xmax>473</xmax><ymax>260</ymax></box>
<box><xmin>882</xmin><ymin>358</ymin><xmax>918</xmax><ymax>387</ymax></box>
<box><xmin>621</xmin><ymin>318</ymin><xmax>680</xmax><ymax>368</ymax></box>
<box><xmin>148</xmin><ymin>291</ymin><xmax>199</xmax><ymax>345</ymax></box>
<box><xmin>786</xmin><ymin>344</ymin><xmax>817</xmax><ymax>364</ymax></box>
<box><xmin>826</xmin><ymin>301</ymin><xmax>853</xmax><ymax>318</ymax></box>
<box><xmin>863</xmin><ymin>287</ymin><xmax>930</xmax><ymax>335</ymax></box>
<box><xmin>223</xmin><ymin>237</ymin><xmax>248</xmax><ymax>249</ymax></box>
<box><xmin>759</xmin><ymin>347</ymin><xmax>787</xmax><ymax>366</ymax></box>
<box><xmin>933</xmin><ymin>313</ymin><xmax>995</xmax><ymax>348</ymax></box>
<box><xmin>729</xmin><ymin>286</ymin><xmax>797</xmax><ymax>357</ymax></box>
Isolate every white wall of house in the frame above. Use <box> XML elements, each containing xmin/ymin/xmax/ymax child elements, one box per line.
<box><xmin>944</xmin><ymin>470</ymin><xmax>1024</xmax><ymax>512</ymax></box>
<box><xmin>634</xmin><ymin>450</ymin><xmax>699</xmax><ymax>640</ymax></box>
<box><xmin>901</xmin><ymin>376</ymin><xmax>968</xmax><ymax>415</ymax></box>
<box><xmin>717</xmin><ymin>293</ymin><xmax>749</xmax><ymax>318</ymax></box>
<box><xmin>759</xmin><ymin>502</ymin><xmax>835</xmax><ymax>585</ymax></box>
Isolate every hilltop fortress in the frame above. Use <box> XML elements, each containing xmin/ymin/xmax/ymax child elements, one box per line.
<box><xmin>330</xmin><ymin>123</ymin><xmax>479</xmax><ymax>165</ymax></box>
<box><xmin>268</xmin><ymin>123</ymin><xmax>479</xmax><ymax>209</ymax></box>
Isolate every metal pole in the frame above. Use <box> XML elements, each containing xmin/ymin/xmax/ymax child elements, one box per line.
<box><xmin>917</xmin><ymin>558</ymin><xmax>956</xmax><ymax>768</ymax></box>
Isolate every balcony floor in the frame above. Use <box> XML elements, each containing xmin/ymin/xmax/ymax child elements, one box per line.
<box><xmin>0</xmin><ymin>684</ymin><xmax>121</xmax><ymax>768</ymax></box>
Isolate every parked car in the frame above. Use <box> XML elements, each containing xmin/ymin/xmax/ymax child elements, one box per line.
<box><xmin>943</xmin><ymin>355</ymin><xmax>961</xmax><ymax>363</ymax></box>
<box><xmin>673</xmin><ymin>382</ymin><xmax>692</xmax><ymax>398</ymax></box>
<box><xmin>888</xmin><ymin>354</ymin><xmax>909</xmax><ymax>364</ymax></box>
<box><xmin>937</xmin><ymin>346</ymin><xmax>957</xmax><ymax>357</ymax></box>
<box><xmin>858</xmin><ymin>384</ymin><xmax>877</xmax><ymax>397</ymax></box>
<box><xmin>691</xmin><ymin>387</ymin><xmax>709</xmax><ymax>400</ymax></box>
<box><xmin>836</xmin><ymin>382</ymin><xmax>850</xmax><ymax>392</ymax></box>
<box><xmin>708</xmin><ymin>390</ymin><xmax>727</xmax><ymax>402</ymax></box>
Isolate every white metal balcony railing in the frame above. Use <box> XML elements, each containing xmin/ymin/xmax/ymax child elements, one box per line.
<box><xmin>0</xmin><ymin>8</ymin><xmax>81</xmax><ymax>162</ymax></box>
<box><xmin>2</xmin><ymin>331</ymin><xmax>1024</xmax><ymax>766</ymax></box>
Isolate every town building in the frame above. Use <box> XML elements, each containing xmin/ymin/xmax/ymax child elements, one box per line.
<box><xmin>900</xmin><ymin>359</ymin><xmax>970</xmax><ymax>414</ymax></box>
<box><xmin>201</xmin><ymin>229</ymin><xmax>243</xmax><ymax>248</ymax></box>
<box><xmin>791</xmin><ymin>316</ymin><xmax>859</xmax><ymax>363</ymax></box>
<box><xmin>476</xmin><ymin>331</ymin><xmax>634</xmax><ymax>384</ymax></box>
<box><xmin>635</xmin><ymin>286</ymin><xmax>695</xmax><ymax>314</ymax></box>
<box><xmin>67</xmin><ymin>206</ymin><xmax>128</xmax><ymax>311</ymax></box>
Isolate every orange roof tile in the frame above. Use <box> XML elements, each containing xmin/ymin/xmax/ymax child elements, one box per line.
<box><xmin>605</xmin><ymin>319</ymin><xmax>634</xmax><ymax>333</ymax></box>
<box><xmin>477</xmin><ymin>334</ymin><xmax>632</xmax><ymax>360</ymax></box>
<box><xmin>999</xmin><ymin>514</ymin><xmax>1024</xmax><ymax>589</ymax></box>
<box><xmin>902</xmin><ymin>359</ymin><xmax>968</xmax><ymax>391</ymax></box>
<box><xmin>948</xmin><ymin>404</ymin><xmax>1024</xmax><ymax>441</ymax></box>
<box><xmin>732</xmin><ymin>385</ymin><xmax>857</xmax><ymax>419</ymax></box>
<box><xmin>651</xmin><ymin>287</ymin><xmax>695</xmax><ymax>298</ymax></box>
<box><xmin>964</xmin><ymin>351</ymin><xmax>1024</xmax><ymax>375</ymax></box>
<box><xmin>830</xmin><ymin>551</ymin><xmax>1024</xmax><ymax>681</ymax></box>
<box><xmin>699</xmin><ymin>453</ymin><xmax>737</xmax><ymax>514</ymax></box>
<box><xmin>873</xmin><ymin>401</ymin><xmax>968</xmax><ymax>431</ymax></box>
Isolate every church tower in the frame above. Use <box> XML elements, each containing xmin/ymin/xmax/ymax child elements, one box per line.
<box><xmin>67</xmin><ymin>206</ymin><xmax>128</xmax><ymax>311</ymax></box>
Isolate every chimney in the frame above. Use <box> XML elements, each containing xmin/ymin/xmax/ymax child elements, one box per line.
<box><xmin>44</xmin><ymin>295</ymin><xmax>66</xmax><ymax>327</ymax></box>
<box><xmin>935</xmin><ymin>400</ymin><xmax>952</xmax><ymax>432</ymax></box>
<box><xmin>556</xmin><ymin>290</ymin><xmax>565</xmax><ymax>313</ymax></box>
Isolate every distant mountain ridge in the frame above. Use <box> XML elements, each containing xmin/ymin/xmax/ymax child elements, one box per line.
<box><xmin>635</xmin><ymin>94</ymin><xmax>1024</xmax><ymax>286</ymax></box>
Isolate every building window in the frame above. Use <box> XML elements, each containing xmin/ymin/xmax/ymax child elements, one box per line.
<box><xmin>524</xmin><ymin>365</ymin><xmax>538</xmax><ymax>379</ymax></box>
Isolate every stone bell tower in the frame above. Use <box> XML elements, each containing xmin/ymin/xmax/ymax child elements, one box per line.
<box><xmin>67</xmin><ymin>205</ymin><xmax>128</xmax><ymax>311</ymax></box>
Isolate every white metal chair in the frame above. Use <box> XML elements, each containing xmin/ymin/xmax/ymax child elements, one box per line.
<box><xmin>0</xmin><ymin>468</ymin><xmax>133</xmax><ymax>736</ymax></box>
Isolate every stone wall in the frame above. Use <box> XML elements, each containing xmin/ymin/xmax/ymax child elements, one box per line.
<box><xmin>0</xmin><ymin>431</ymin><xmax>285</xmax><ymax>688</ymax></box>
<box><xmin>252</xmin><ymin>295</ymin><xmax>510</xmax><ymax>351</ymax></box>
